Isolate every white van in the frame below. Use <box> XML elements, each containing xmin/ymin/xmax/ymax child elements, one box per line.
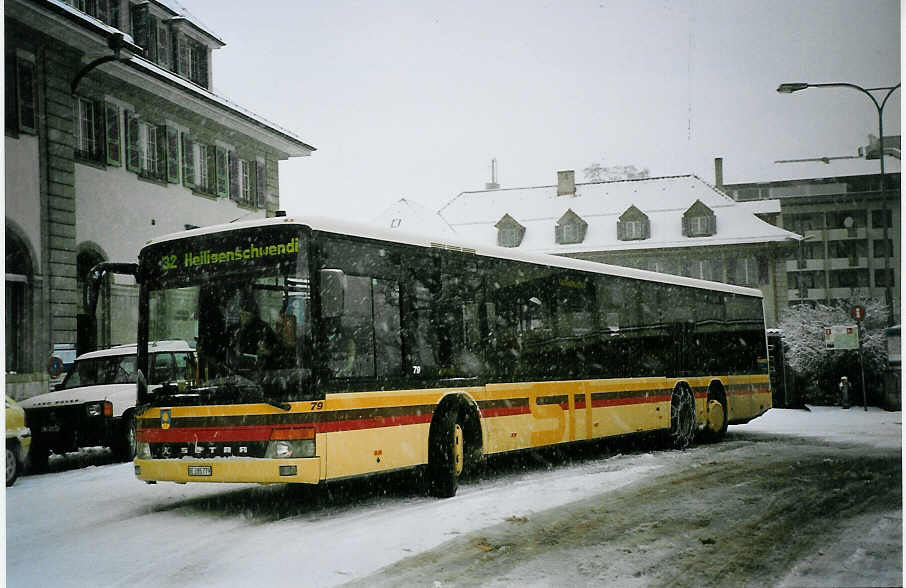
<box><xmin>22</xmin><ymin>341</ymin><xmax>195</xmax><ymax>470</ymax></box>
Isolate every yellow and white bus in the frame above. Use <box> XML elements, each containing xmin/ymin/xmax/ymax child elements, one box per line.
<box><xmin>100</xmin><ymin>215</ymin><xmax>770</xmax><ymax>497</ymax></box>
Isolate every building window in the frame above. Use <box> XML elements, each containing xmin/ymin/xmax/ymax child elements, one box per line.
<box><xmin>646</xmin><ymin>259</ymin><xmax>675</xmax><ymax>275</ymax></box>
<box><xmin>70</xmin><ymin>0</ymin><xmax>117</xmax><ymax>25</ymax></box>
<box><xmin>875</xmin><ymin>269</ymin><xmax>895</xmax><ymax>287</ymax></box>
<box><xmin>73</xmin><ymin>97</ymin><xmax>99</xmax><ymax>162</ymax></box>
<box><xmin>685</xmin><ymin>259</ymin><xmax>714</xmax><ymax>281</ymax></box>
<box><xmin>873</xmin><ymin>239</ymin><xmax>894</xmax><ymax>258</ymax></box>
<box><xmin>872</xmin><ymin>209</ymin><xmax>893</xmax><ymax>228</ymax></box>
<box><xmin>623</xmin><ymin>220</ymin><xmax>644</xmax><ymax>239</ymax></box>
<box><xmin>732</xmin><ymin>256</ymin><xmax>759</xmax><ymax>286</ymax></box>
<box><xmin>241</xmin><ymin>160</ymin><xmax>252</xmax><ymax>203</ymax></box>
<box><xmin>682</xmin><ymin>201</ymin><xmax>716</xmax><ymax>237</ymax></box>
<box><xmin>687</xmin><ymin>216</ymin><xmax>711</xmax><ymax>236</ymax></box>
<box><xmin>495</xmin><ymin>214</ymin><xmax>525</xmax><ymax>247</ymax></box>
<box><xmin>175</xmin><ymin>34</ymin><xmax>210</xmax><ymax>89</ymax></box>
<box><xmin>141</xmin><ymin>122</ymin><xmax>159</xmax><ymax>177</ymax></box>
<box><xmin>617</xmin><ymin>206</ymin><xmax>650</xmax><ymax>241</ymax></box>
<box><xmin>156</xmin><ymin>21</ymin><xmax>170</xmax><ymax>69</ymax></box>
<box><xmin>562</xmin><ymin>223</ymin><xmax>579</xmax><ymax>243</ymax></box>
<box><xmin>555</xmin><ymin>209</ymin><xmax>588</xmax><ymax>245</ymax></box>
<box><xmin>832</xmin><ymin>270</ymin><xmax>869</xmax><ymax>288</ymax></box>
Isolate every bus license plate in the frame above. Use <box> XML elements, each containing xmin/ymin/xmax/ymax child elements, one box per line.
<box><xmin>188</xmin><ymin>466</ymin><xmax>212</xmax><ymax>477</ymax></box>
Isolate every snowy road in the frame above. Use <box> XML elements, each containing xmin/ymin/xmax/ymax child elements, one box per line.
<box><xmin>5</xmin><ymin>407</ymin><xmax>902</xmax><ymax>587</ymax></box>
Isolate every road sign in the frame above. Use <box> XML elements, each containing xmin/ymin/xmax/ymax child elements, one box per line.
<box><xmin>825</xmin><ymin>325</ymin><xmax>859</xmax><ymax>350</ymax></box>
<box><xmin>850</xmin><ymin>305</ymin><xmax>866</xmax><ymax>321</ymax></box>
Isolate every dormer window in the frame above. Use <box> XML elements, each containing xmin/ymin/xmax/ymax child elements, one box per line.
<box><xmin>682</xmin><ymin>200</ymin><xmax>716</xmax><ymax>237</ymax></box>
<box><xmin>495</xmin><ymin>214</ymin><xmax>525</xmax><ymax>247</ymax></box>
<box><xmin>555</xmin><ymin>209</ymin><xmax>588</xmax><ymax>245</ymax></box>
<box><xmin>617</xmin><ymin>205</ymin><xmax>650</xmax><ymax>241</ymax></box>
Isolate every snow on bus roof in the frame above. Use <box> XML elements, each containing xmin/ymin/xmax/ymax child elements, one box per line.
<box><xmin>74</xmin><ymin>341</ymin><xmax>193</xmax><ymax>361</ymax></box>
<box><xmin>144</xmin><ymin>215</ymin><xmax>763</xmax><ymax>298</ymax></box>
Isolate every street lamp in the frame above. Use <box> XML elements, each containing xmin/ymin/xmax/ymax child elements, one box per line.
<box><xmin>777</xmin><ymin>81</ymin><xmax>900</xmax><ymax>325</ymax></box>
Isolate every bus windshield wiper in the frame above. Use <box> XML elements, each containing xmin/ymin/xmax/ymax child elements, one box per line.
<box><xmin>264</xmin><ymin>398</ymin><xmax>291</xmax><ymax>411</ymax></box>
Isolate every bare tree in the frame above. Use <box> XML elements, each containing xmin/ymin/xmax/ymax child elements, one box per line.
<box><xmin>583</xmin><ymin>162</ymin><xmax>650</xmax><ymax>182</ymax></box>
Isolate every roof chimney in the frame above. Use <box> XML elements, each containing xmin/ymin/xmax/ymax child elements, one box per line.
<box><xmin>485</xmin><ymin>158</ymin><xmax>500</xmax><ymax>190</ymax></box>
<box><xmin>557</xmin><ymin>170</ymin><xmax>576</xmax><ymax>196</ymax></box>
<box><xmin>714</xmin><ymin>157</ymin><xmax>724</xmax><ymax>187</ymax></box>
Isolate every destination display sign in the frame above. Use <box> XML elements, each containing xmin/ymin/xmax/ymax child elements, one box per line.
<box><xmin>142</xmin><ymin>226</ymin><xmax>305</xmax><ymax>283</ymax></box>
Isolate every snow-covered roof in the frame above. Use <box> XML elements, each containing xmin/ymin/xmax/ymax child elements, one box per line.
<box><xmin>373</xmin><ymin>198</ymin><xmax>456</xmax><ymax>235</ymax></box>
<box><xmin>438</xmin><ymin>174</ymin><xmax>802</xmax><ymax>254</ymax></box>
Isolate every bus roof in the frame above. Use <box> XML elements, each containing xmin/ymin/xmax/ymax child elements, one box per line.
<box><xmin>143</xmin><ymin>215</ymin><xmax>763</xmax><ymax>298</ymax></box>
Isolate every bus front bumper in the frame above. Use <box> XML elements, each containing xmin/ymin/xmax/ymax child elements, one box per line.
<box><xmin>134</xmin><ymin>457</ymin><xmax>322</xmax><ymax>484</ymax></box>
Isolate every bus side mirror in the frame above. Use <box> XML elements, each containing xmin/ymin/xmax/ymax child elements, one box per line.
<box><xmin>319</xmin><ymin>269</ymin><xmax>346</xmax><ymax>318</ymax></box>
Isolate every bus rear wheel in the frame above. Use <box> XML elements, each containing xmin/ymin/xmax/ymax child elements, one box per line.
<box><xmin>669</xmin><ymin>385</ymin><xmax>696</xmax><ymax>450</ymax></box>
<box><xmin>427</xmin><ymin>409</ymin><xmax>464</xmax><ymax>498</ymax></box>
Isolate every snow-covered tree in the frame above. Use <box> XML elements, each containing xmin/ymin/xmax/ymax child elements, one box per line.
<box><xmin>583</xmin><ymin>162</ymin><xmax>650</xmax><ymax>182</ymax></box>
<box><xmin>778</xmin><ymin>298</ymin><xmax>888</xmax><ymax>405</ymax></box>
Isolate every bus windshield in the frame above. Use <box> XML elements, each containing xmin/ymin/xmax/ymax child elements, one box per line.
<box><xmin>143</xmin><ymin>228</ymin><xmax>312</xmax><ymax>405</ymax></box>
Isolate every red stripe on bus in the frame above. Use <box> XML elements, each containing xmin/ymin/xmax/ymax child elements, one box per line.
<box><xmin>139</xmin><ymin>413</ymin><xmax>435</xmax><ymax>443</ymax></box>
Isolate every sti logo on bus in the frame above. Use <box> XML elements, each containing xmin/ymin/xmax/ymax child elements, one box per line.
<box><xmin>160</xmin><ymin>409</ymin><xmax>171</xmax><ymax>429</ymax></box>
<box><xmin>159</xmin><ymin>237</ymin><xmax>301</xmax><ymax>272</ymax></box>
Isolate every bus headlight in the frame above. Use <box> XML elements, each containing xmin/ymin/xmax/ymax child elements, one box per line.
<box><xmin>136</xmin><ymin>441</ymin><xmax>152</xmax><ymax>459</ymax></box>
<box><xmin>265</xmin><ymin>427</ymin><xmax>316</xmax><ymax>458</ymax></box>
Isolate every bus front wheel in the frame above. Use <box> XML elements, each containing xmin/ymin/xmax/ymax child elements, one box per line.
<box><xmin>427</xmin><ymin>409</ymin><xmax>464</xmax><ymax>498</ymax></box>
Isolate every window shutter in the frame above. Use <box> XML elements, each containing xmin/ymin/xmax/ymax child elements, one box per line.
<box><xmin>96</xmin><ymin>0</ymin><xmax>108</xmax><ymax>25</ymax></box>
<box><xmin>124</xmin><ymin>110</ymin><xmax>141</xmax><ymax>172</ymax></box>
<box><xmin>228</xmin><ymin>151</ymin><xmax>240</xmax><ymax>201</ymax></box>
<box><xmin>642</xmin><ymin>218</ymin><xmax>650</xmax><ymax>239</ymax></box>
<box><xmin>708</xmin><ymin>215</ymin><xmax>717</xmax><ymax>236</ymax></box>
<box><xmin>181</xmin><ymin>132</ymin><xmax>194</xmax><ymax>188</ymax></box>
<box><xmin>165</xmin><ymin>127</ymin><xmax>179</xmax><ymax>183</ymax></box>
<box><xmin>16</xmin><ymin>59</ymin><xmax>35</xmax><ymax>133</ymax></box>
<box><xmin>256</xmin><ymin>159</ymin><xmax>266</xmax><ymax>208</ymax></box>
<box><xmin>157</xmin><ymin>22</ymin><xmax>170</xmax><ymax>68</ymax></box>
<box><xmin>5</xmin><ymin>53</ymin><xmax>18</xmax><ymax>133</ymax></box>
<box><xmin>681</xmin><ymin>216</ymin><xmax>690</xmax><ymax>237</ymax></box>
<box><xmin>147</xmin><ymin>15</ymin><xmax>159</xmax><ymax>63</ymax></box>
<box><xmin>215</xmin><ymin>146</ymin><xmax>228</xmax><ymax>197</ymax></box>
<box><xmin>554</xmin><ymin>224</ymin><xmax>564</xmax><ymax>245</ymax></box>
<box><xmin>92</xmin><ymin>100</ymin><xmax>106</xmax><ymax>162</ymax></box>
<box><xmin>131</xmin><ymin>3</ymin><xmax>149</xmax><ymax>52</ymax></box>
<box><xmin>155</xmin><ymin>125</ymin><xmax>167</xmax><ymax>178</ymax></box>
<box><xmin>176</xmin><ymin>35</ymin><xmax>189</xmax><ymax>76</ymax></box>
<box><xmin>206</xmin><ymin>146</ymin><xmax>217</xmax><ymax>193</ymax></box>
<box><xmin>616</xmin><ymin>220</ymin><xmax>625</xmax><ymax>241</ymax></box>
<box><xmin>104</xmin><ymin>102</ymin><xmax>121</xmax><ymax>166</ymax></box>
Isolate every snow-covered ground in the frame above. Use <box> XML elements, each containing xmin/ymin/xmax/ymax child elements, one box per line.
<box><xmin>4</xmin><ymin>406</ymin><xmax>902</xmax><ymax>587</ymax></box>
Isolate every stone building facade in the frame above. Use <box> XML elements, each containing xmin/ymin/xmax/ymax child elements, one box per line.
<box><xmin>6</xmin><ymin>0</ymin><xmax>314</xmax><ymax>398</ymax></box>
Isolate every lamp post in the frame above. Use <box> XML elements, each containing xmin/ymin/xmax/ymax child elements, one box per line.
<box><xmin>777</xmin><ymin>81</ymin><xmax>900</xmax><ymax>325</ymax></box>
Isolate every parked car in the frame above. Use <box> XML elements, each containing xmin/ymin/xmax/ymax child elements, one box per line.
<box><xmin>6</xmin><ymin>395</ymin><xmax>31</xmax><ymax>486</ymax></box>
<box><xmin>21</xmin><ymin>341</ymin><xmax>195</xmax><ymax>470</ymax></box>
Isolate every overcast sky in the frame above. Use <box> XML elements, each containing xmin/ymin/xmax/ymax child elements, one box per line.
<box><xmin>185</xmin><ymin>0</ymin><xmax>900</xmax><ymax>221</ymax></box>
